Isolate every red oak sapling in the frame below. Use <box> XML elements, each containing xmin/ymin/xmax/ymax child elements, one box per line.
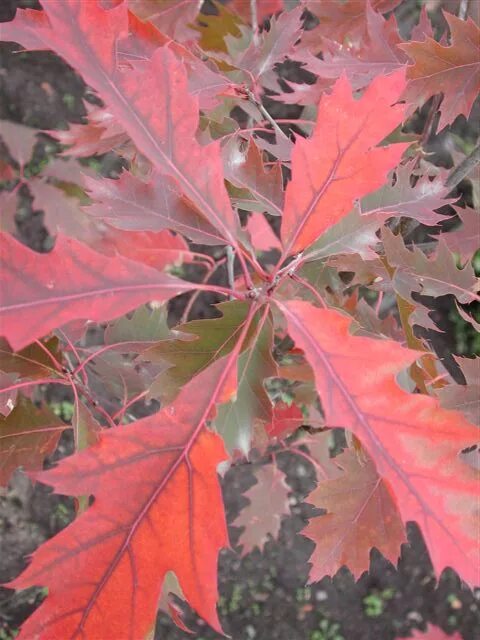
<box><xmin>0</xmin><ymin>1</ymin><xmax>478</xmax><ymax>638</ymax></box>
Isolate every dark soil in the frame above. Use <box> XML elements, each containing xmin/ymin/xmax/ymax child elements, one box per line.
<box><xmin>0</xmin><ymin>3</ymin><xmax>479</xmax><ymax>639</ymax></box>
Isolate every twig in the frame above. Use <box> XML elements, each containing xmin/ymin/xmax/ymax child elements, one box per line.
<box><xmin>57</xmin><ymin>328</ymin><xmax>89</xmax><ymax>387</ymax></box>
<box><xmin>459</xmin><ymin>0</ymin><xmax>469</xmax><ymax>20</ymax></box>
<box><xmin>420</xmin><ymin>94</ymin><xmax>442</xmax><ymax>147</ymax></box>
<box><xmin>226</xmin><ymin>246</ymin><xmax>235</xmax><ymax>300</ymax></box>
<box><xmin>1</xmin><ymin>377</ymin><xmax>70</xmax><ymax>394</ymax></box>
<box><xmin>445</xmin><ymin>143</ymin><xmax>480</xmax><ymax>189</ymax></box>
<box><xmin>245</xmin><ymin>88</ymin><xmax>291</xmax><ymax>144</ymax></box>
<box><xmin>235</xmin><ymin>246</ymin><xmax>255</xmax><ymax>289</ymax></box>
<box><xmin>250</xmin><ymin>0</ymin><xmax>259</xmax><ymax>45</ymax></box>
<box><xmin>180</xmin><ymin>257</ymin><xmax>227</xmax><ymax>323</ymax></box>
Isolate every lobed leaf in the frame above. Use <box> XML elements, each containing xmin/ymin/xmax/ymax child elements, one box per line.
<box><xmin>303</xmin><ymin>448</ymin><xmax>406</xmax><ymax>580</ymax></box>
<box><xmin>1</xmin><ymin>1</ymin><xmax>239</xmax><ymax>247</ymax></box>
<box><xmin>399</xmin><ymin>13</ymin><xmax>480</xmax><ymax>130</ymax></box>
<box><xmin>0</xmin><ymin>233</ymin><xmax>193</xmax><ymax>351</ymax></box>
<box><xmin>281</xmin><ymin>72</ymin><xmax>407</xmax><ymax>257</ymax></box>
<box><xmin>145</xmin><ymin>301</ymin><xmax>257</xmax><ymax>403</ymax></box>
<box><xmin>280</xmin><ymin>301</ymin><xmax>479</xmax><ymax>586</ymax></box>
<box><xmin>0</xmin><ymin>396</ymin><xmax>65</xmax><ymax>486</ymax></box>
<box><xmin>8</xmin><ymin>358</ymin><xmax>234</xmax><ymax>639</ymax></box>
<box><xmin>234</xmin><ymin>462</ymin><xmax>291</xmax><ymax>554</ymax></box>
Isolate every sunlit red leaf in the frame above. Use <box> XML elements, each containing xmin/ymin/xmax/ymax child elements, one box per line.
<box><xmin>280</xmin><ymin>301</ymin><xmax>479</xmax><ymax>586</ymax></box>
<box><xmin>49</xmin><ymin>105</ymin><xmax>127</xmax><ymax>158</ymax></box>
<box><xmin>0</xmin><ymin>232</ymin><xmax>193</xmax><ymax>351</ymax></box>
<box><xmin>100</xmin><ymin>227</ymin><xmax>193</xmax><ymax>272</ymax></box>
<box><xmin>280</xmin><ymin>72</ymin><xmax>407</xmax><ymax>256</ymax></box>
<box><xmin>246</xmin><ymin>214</ymin><xmax>282</xmax><ymax>253</ymax></box>
<box><xmin>266</xmin><ymin>401</ymin><xmax>304</xmax><ymax>440</ymax></box>
<box><xmin>8</xmin><ymin>359</ymin><xmax>233</xmax><ymax>639</ymax></box>
<box><xmin>1</xmin><ymin>2</ymin><xmax>239</xmax><ymax>247</ymax></box>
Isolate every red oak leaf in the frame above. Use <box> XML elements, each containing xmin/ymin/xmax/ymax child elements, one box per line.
<box><xmin>437</xmin><ymin>357</ymin><xmax>479</xmax><ymax>427</ymax></box>
<box><xmin>382</xmin><ymin>229</ymin><xmax>480</xmax><ymax>306</ymax></box>
<box><xmin>280</xmin><ymin>71</ymin><xmax>407</xmax><ymax>257</ymax></box>
<box><xmin>303</xmin><ymin>448</ymin><xmax>406</xmax><ymax>580</ymax></box>
<box><xmin>0</xmin><ymin>233</ymin><xmax>193</xmax><ymax>351</ymax></box>
<box><xmin>236</xmin><ymin>6</ymin><xmax>304</xmax><ymax>93</ymax></box>
<box><xmin>0</xmin><ymin>337</ymin><xmax>62</xmax><ymax>382</ymax></box>
<box><xmin>8</xmin><ymin>358</ymin><xmax>233</xmax><ymax>639</ymax></box>
<box><xmin>100</xmin><ymin>227</ymin><xmax>192</xmax><ymax>272</ymax></box>
<box><xmin>304</xmin><ymin>0</ymin><xmax>402</xmax><ymax>45</ymax></box>
<box><xmin>84</xmin><ymin>170</ymin><xmax>225</xmax><ymax>245</ymax></box>
<box><xmin>294</xmin><ymin>4</ymin><xmax>406</xmax><ymax>92</ymax></box>
<box><xmin>279</xmin><ymin>301</ymin><xmax>479</xmax><ymax>586</ymax></box>
<box><xmin>234</xmin><ymin>461</ymin><xmax>291</xmax><ymax>554</ymax></box>
<box><xmin>1</xmin><ymin>1</ymin><xmax>239</xmax><ymax>247</ymax></box>
<box><xmin>266</xmin><ymin>401</ymin><xmax>304</xmax><ymax>440</ymax></box>
<box><xmin>399</xmin><ymin>13</ymin><xmax>480</xmax><ymax>130</ymax></box>
<box><xmin>49</xmin><ymin>105</ymin><xmax>127</xmax><ymax>158</ymax></box>
<box><xmin>128</xmin><ymin>0</ymin><xmax>201</xmax><ymax>42</ymax></box>
<box><xmin>0</xmin><ymin>120</ymin><xmax>38</xmax><ymax>167</ymax></box>
<box><xmin>442</xmin><ymin>207</ymin><xmax>480</xmax><ymax>260</ymax></box>
<box><xmin>223</xmin><ymin>138</ymin><xmax>284</xmax><ymax>217</ymax></box>
<box><xmin>246</xmin><ymin>214</ymin><xmax>282</xmax><ymax>252</ymax></box>
<box><xmin>0</xmin><ymin>396</ymin><xmax>65</xmax><ymax>485</ymax></box>
<box><xmin>409</xmin><ymin>625</ymin><xmax>462</xmax><ymax>639</ymax></box>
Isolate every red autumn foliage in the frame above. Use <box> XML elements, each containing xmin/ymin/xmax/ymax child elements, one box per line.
<box><xmin>0</xmin><ymin>1</ymin><xmax>478</xmax><ymax>638</ymax></box>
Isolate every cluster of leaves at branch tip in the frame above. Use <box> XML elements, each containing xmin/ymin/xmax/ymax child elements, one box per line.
<box><xmin>0</xmin><ymin>1</ymin><xmax>478</xmax><ymax>639</ymax></box>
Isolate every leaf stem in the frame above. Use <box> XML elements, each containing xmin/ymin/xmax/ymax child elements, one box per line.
<box><xmin>446</xmin><ymin>142</ymin><xmax>480</xmax><ymax>189</ymax></box>
<box><xmin>32</xmin><ymin>339</ymin><xmax>63</xmax><ymax>373</ymax></box>
<box><xmin>245</xmin><ymin>88</ymin><xmax>291</xmax><ymax>144</ymax></box>
<box><xmin>57</xmin><ymin>328</ymin><xmax>89</xmax><ymax>387</ymax></box>
<box><xmin>289</xmin><ymin>274</ymin><xmax>327</xmax><ymax>309</ymax></box>
<box><xmin>1</xmin><ymin>377</ymin><xmax>70</xmax><ymax>394</ymax></box>
<box><xmin>180</xmin><ymin>257</ymin><xmax>227</xmax><ymax>324</ymax></box>
<box><xmin>235</xmin><ymin>245</ymin><xmax>255</xmax><ymax>289</ymax></box>
<box><xmin>111</xmin><ymin>390</ymin><xmax>148</xmax><ymax>424</ymax></box>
